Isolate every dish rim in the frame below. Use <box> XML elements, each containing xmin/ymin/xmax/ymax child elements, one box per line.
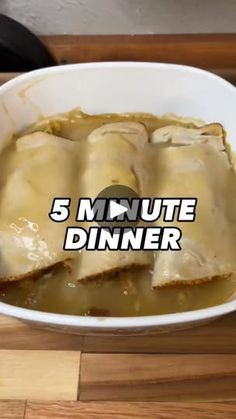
<box><xmin>0</xmin><ymin>61</ymin><xmax>236</xmax><ymax>329</ymax></box>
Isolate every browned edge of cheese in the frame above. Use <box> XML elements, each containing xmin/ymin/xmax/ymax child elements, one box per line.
<box><xmin>152</xmin><ymin>273</ymin><xmax>233</xmax><ymax>289</ymax></box>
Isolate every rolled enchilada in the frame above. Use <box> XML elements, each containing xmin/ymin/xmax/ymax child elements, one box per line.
<box><xmin>150</xmin><ymin>124</ymin><xmax>236</xmax><ymax>287</ymax></box>
<box><xmin>0</xmin><ymin>131</ymin><xmax>79</xmax><ymax>281</ymax></box>
<box><xmin>75</xmin><ymin>122</ymin><xmax>152</xmax><ymax>281</ymax></box>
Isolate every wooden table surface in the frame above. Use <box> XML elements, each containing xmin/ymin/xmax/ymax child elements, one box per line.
<box><xmin>0</xmin><ymin>34</ymin><xmax>236</xmax><ymax>418</ymax></box>
<box><xmin>0</xmin><ymin>313</ymin><xmax>236</xmax><ymax>418</ymax></box>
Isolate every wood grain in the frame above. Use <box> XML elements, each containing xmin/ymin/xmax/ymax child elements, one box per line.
<box><xmin>25</xmin><ymin>401</ymin><xmax>236</xmax><ymax>419</ymax></box>
<box><xmin>0</xmin><ymin>401</ymin><xmax>25</xmax><ymax>419</ymax></box>
<box><xmin>0</xmin><ymin>317</ymin><xmax>84</xmax><ymax>350</ymax></box>
<box><xmin>79</xmin><ymin>354</ymin><xmax>236</xmax><ymax>401</ymax></box>
<box><xmin>0</xmin><ymin>315</ymin><xmax>235</xmax><ymax>354</ymax></box>
<box><xmin>0</xmin><ymin>350</ymin><xmax>80</xmax><ymax>401</ymax></box>
<box><xmin>1</xmin><ymin>35</ymin><xmax>236</xmax><ymax>85</ymax></box>
<box><xmin>41</xmin><ymin>34</ymin><xmax>236</xmax><ymax>68</ymax></box>
<box><xmin>40</xmin><ymin>34</ymin><xmax>236</xmax><ymax>84</ymax></box>
<box><xmin>83</xmin><ymin>313</ymin><xmax>236</xmax><ymax>353</ymax></box>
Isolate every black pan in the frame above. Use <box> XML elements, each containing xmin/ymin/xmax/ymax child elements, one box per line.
<box><xmin>0</xmin><ymin>14</ymin><xmax>56</xmax><ymax>71</ymax></box>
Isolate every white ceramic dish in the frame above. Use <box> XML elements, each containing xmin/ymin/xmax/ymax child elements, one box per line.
<box><xmin>0</xmin><ymin>62</ymin><xmax>236</xmax><ymax>335</ymax></box>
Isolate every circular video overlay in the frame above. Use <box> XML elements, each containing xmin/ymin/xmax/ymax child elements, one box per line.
<box><xmin>95</xmin><ymin>185</ymin><xmax>141</xmax><ymax>231</ymax></box>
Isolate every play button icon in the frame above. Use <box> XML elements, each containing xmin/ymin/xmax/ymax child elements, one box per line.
<box><xmin>95</xmin><ymin>185</ymin><xmax>141</xmax><ymax>230</ymax></box>
<box><xmin>109</xmin><ymin>200</ymin><xmax>128</xmax><ymax>219</ymax></box>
